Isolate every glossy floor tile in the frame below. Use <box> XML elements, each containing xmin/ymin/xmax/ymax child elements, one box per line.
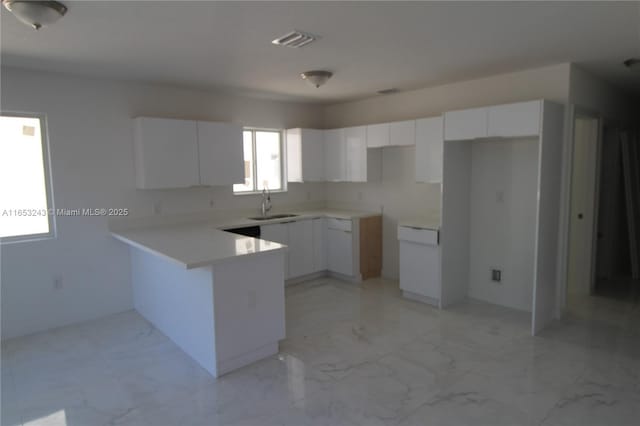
<box><xmin>2</xmin><ymin>277</ymin><xmax>639</xmax><ymax>426</ymax></box>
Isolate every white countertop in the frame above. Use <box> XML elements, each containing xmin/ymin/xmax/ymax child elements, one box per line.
<box><xmin>215</xmin><ymin>208</ymin><xmax>379</xmax><ymax>230</ymax></box>
<box><xmin>112</xmin><ymin>224</ymin><xmax>286</xmax><ymax>269</ymax></box>
<box><xmin>112</xmin><ymin>209</ymin><xmax>380</xmax><ymax>269</ymax></box>
<box><xmin>398</xmin><ymin>215</ymin><xmax>441</xmax><ymax>231</ymax></box>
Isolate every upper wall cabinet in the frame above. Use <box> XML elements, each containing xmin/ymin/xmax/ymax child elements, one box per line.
<box><xmin>286</xmin><ymin>128</ymin><xmax>325</xmax><ymax>182</ymax></box>
<box><xmin>415</xmin><ymin>116</ymin><xmax>444</xmax><ymax>183</ymax></box>
<box><xmin>197</xmin><ymin>121</ymin><xmax>244</xmax><ymax>186</ymax></box>
<box><xmin>389</xmin><ymin>120</ymin><xmax>416</xmax><ymax>146</ymax></box>
<box><xmin>487</xmin><ymin>101</ymin><xmax>541</xmax><ymax>138</ymax></box>
<box><xmin>444</xmin><ymin>107</ymin><xmax>488</xmax><ymax>141</ymax></box>
<box><xmin>444</xmin><ymin>101</ymin><xmax>543</xmax><ymax>141</ymax></box>
<box><xmin>134</xmin><ymin>117</ymin><xmax>199</xmax><ymax>189</ymax></box>
<box><xmin>366</xmin><ymin>123</ymin><xmax>390</xmax><ymax>148</ymax></box>
<box><xmin>133</xmin><ymin>117</ymin><xmax>243</xmax><ymax>189</ymax></box>
<box><xmin>324</xmin><ymin>128</ymin><xmax>346</xmax><ymax>182</ymax></box>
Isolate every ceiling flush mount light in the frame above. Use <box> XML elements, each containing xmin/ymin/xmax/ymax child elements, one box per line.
<box><xmin>272</xmin><ymin>30</ymin><xmax>318</xmax><ymax>48</ymax></box>
<box><xmin>623</xmin><ymin>58</ymin><xmax>640</xmax><ymax>72</ymax></box>
<box><xmin>2</xmin><ymin>0</ymin><xmax>67</xmax><ymax>30</ymax></box>
<box><xmin>301</xmin><ymin>70</ymin><xmax>333</xmax><ymax>88</ymax></box>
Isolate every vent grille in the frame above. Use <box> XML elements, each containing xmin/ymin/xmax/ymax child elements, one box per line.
<box><xmin>272</xmin><ymin>30</ymin><xmax>317</xmax><ymax>48</ymax></box>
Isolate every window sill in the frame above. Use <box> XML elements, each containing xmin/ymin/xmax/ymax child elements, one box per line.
<box><xmin>1</xmin><ymin>233</ymin><xmax>56</xmax><ymax>245</ymax></box>
<box><xmin>233</xmin><ymin>189</ymin><xmax>287</xmax><ymax>196</ymax></box>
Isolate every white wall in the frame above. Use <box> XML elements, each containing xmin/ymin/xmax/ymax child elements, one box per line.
<box><xmin>569</xmin><ymin>65</ymin><xmax>635</xmax><ymax>124</ymax></box>
<box><xmin>0</xmin><ymin>68</ymin><xmax>325</xmax><ymax>339</ymax></box>
<box><xmin>324</xmin><ymin>64</ymin><xmax>571</xmax><ymax>279</ymax></box>
<box><xmin>468</xmin><ymin>138</ymin><xmax>539</xmax><ymax>312</ymax></box>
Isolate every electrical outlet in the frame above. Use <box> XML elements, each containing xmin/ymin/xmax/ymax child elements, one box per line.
<box><xmin>209</xmin><ymin>198</ymin><xmax>215</xmax><ymax>208</ymax></box>
<box><xmin>306</xmin><ymin>191</ymin><xmax>311</xmax><ymax>201</ymax></box>
<box><xmin>53</xmin><ymin>276</ymin><xmax>63</xmax><ymax>290</ymax></box>
<box><xmin>491</xmin><ymin>269</ymin><xmax>502</xmax><ymax>283</ymax></box>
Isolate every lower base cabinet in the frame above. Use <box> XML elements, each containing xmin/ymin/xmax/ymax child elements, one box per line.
<box><xmin>398</xmin><ymin>226</ymin><xmax>441</xmax><ymax>304</ymax></box>
<box><xmin>262</xmin><ymin>215</ymin><xmax>381</xmax><ymax>282</ymax></box>
<box><xmin>260</xmin><ymin>223</ymin><xmax>290</xmax><ymax>279</ymax></box>
<box><xmin>288</xmin><ymin>219</ymin><xmax>314</xmax><ymax>278</ymax></box>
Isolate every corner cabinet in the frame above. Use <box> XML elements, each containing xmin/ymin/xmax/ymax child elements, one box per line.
<box><xmin>133</xmin><ymin>117</ymin><xmax>243</xmax><ymax>189</ymax></box>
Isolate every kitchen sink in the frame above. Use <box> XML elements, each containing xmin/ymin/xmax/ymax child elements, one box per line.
<box><xmin>248</xmin><ymin>213</ymin><xmax>299</xmax><ymax>221</ymax></box>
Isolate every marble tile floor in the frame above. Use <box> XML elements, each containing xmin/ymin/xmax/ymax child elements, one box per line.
<box><xmin>2</xmin><ymin>277</ymin><xmax>639</xmax><ymax>426</ymax></box>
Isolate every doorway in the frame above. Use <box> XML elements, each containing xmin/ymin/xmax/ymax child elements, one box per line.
<box><xmin>565</xmin><ymin>111</ymin><xmax>640</xmax><ymax>330</ymax></box>
<box><xmin>567</xmin><ymin>113</ymin><xmax>600</xmax><ymax>298</ymax></box>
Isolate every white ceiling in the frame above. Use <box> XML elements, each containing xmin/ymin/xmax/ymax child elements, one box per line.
<box><xmin>2</xmin><ymin>1</ymin><xmax>639</xmax><ymax>103</ymax></box>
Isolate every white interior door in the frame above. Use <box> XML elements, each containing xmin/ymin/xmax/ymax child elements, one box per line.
<box><xmin>567</xmin><ymin>115</ymin><xmax>600</xmax><ymax>297</ymax></box>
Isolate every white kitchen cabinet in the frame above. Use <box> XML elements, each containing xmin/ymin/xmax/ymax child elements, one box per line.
<box><xmin>344</xmin><ymin>126</ymin><xmax>368</xmax><ymax>182</ymax></box>
<box><xmin>389</xmin><ymin>120</ymin><xmax>416</xmax><ymax>146</ymax></box>
<box><xmin>197</xmin><ymin>121</ymin><xmax>244</xmax><ymax>186</ymax></box>
<box><xmin>444</xmin><ymin>107</ymin><xmax>488</xmax><ymax>141</ymax></box>
<box><xmin>327</xmin><ymin>219</ymin><xmax>354</xmax><ymax>276</ymax></box>
<box><xmin>312</xmin><ymin>218</ymin><xmax>327</xmax><ymax>272</ymax></box>
<box><xmin>288</xmin><ymin>219</ymin><xmax>315</xmax><ymax>278</ymax></box>
<box><xmin>366</xmin><ymin>123</ymin><xmax>390</xmax><ymax>148</ymax></box>
<box><xmin>133</xmin><ymin>117</ymin><xmax>199</xmax><ymax>189</ymax></box>
<box><xmin>261</xmin><ymin>223</ymin><xmax>290</xmax><ymax>278</ymax></box>
<box><xmin>286</xmin><ymin>128</ymin><xmax>325</xmax><ymax>182</ymax></box>
<box><xmin>324</xmin><ymin>128</ymin><xmax>346</xmax><ymax>182</ymax></box>
<box><xmin>415</xmin><ymin>116</ymin><xmax>444</xmax><ymax>183</ymax></box>
<box><xmin>398</xmin><ymin>226</ymin><xmax>440</xmax><ymax>304</ymax></box>
<box><xmin>487</xmin><ymin>101</ymin><xmax>541</xmax><ymax>138</ymax></box>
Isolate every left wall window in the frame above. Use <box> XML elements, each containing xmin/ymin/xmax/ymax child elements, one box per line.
<box><xmin>0</xmin><ymin>114</ymin><xmax>55</xmax><ymax>241</ymax></box>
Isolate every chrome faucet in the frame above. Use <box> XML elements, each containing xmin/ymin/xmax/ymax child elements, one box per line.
<box><xmin>260</xmin><ymin>187</ymin><xmax>272</xmax><ymax>217</ymax></box>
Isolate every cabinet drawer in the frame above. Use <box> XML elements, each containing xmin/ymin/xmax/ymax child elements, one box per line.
<box><xmin>327</xmin><ymin>218</ymin><xmax>352</xmax><ymax>232</ymax></box>
<box><xmin>397</xmin><ymin>226</ymin><xmax>438</xmax><ymax>245</ymax></box>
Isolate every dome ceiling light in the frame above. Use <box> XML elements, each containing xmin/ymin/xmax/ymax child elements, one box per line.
<box><xmin>301</xmin><ymin>70</ymin><xmax>333</xmax><ymax>88</ymax></box>
<box><xmin>2</xmin><ymin>0</ymin><xmax>67</xmax><ymax>30</ymax></box>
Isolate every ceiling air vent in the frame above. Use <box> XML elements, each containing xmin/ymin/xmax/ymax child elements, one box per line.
<box><xmin>272</xmin><ymin>30</ymin><xmax>318</xmax><ymax>48</ymax></box>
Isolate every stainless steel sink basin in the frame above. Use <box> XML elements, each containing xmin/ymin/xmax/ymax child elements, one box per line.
<box><xmin>248</xmin><ymin>213</ymin><xmax>299</xmax><ymax>221</ymax></box>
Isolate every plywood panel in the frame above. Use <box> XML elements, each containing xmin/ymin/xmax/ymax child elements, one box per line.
<box><xmin>360</xmin><ymin>216</ymin><xmax>382</xmax><ymax>279</ymax></box>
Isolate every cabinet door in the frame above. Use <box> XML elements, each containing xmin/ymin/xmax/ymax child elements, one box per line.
<box><xmin>312</xmin><ymin>218</ymin><xmax>327</xmax><ymax>272</ymax></box>
<box><xmin>261</xmin><ymin>223</ymin><xmax>290</xmax><ymax>278</ymax></box>
<box><xmin>344</xmin><ymin>126</ymin><xmax>367</xmax><ymax>182</ymax></box>
<box><xmin>415</xmin><ymin>116</ymin><xmax>444</xmax><ymax>183</ymax></box>
<box><xmin>288</xmin><ymin>219</ymin><xmax>315</xmax><ymax>278</ymax></box>
<box><xmin>286</xmin><ymin>128</ymin><xmax>303</xmax><ymax>183</ymax></box>
<box><xmin>197</xmin><ymin>121</ymin><xmax>244</xmax><ymax>186</ymax></box>
<box><xmin>301</xmin><ymin>129</ymin><xmax>325</xmax><ymax>181</ymax></box>
<box><xmin>389</xmin><ymin>120</ymin><xmax>416</xmax><ymax>146</ymax></box>
<box><xmin>327</xmin><ymin>227</ymin><xmax>353</xmax><ymax>276</ymax></box>
<box><xmin>399</xmin><ymin>241</ymin><xmax>440</xmax><ymax>300</ymax></box>
<box><xmin>366</xmin><ymin>123</ymin><xmax>389</xmax><ymax>148</ymax></box>
<box><xmin>133</xmin><ymin>117</ymin><xmax>199</xmax><ymax>189</ymax></box>
<box><xmin>324</xmin><ymin>128</ymin><xmax>345</xmax><ymax>182</ymax></box>
<box><xmin>487</xmin><ymin>101</ymin><xmax>541</xmax><ymax>138</ymax></box>
<box><xmin>444</xmin><ymin>107</ymin><xmax>488</xmax><ymax>141</ymax></box>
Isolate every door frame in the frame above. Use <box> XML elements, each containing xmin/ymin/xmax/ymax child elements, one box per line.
<box><xmin>556</xmin><ymin>105</ymin><xmax>603</xmax><ymax>316</ymax></box>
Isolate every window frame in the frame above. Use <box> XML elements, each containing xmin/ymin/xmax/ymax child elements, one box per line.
<box><xmin>233</xmin><ymin>127</ymin><xmax>287</xmax><ymax>195</ymax></box>
<box><xmin>0</xmin><ymin>111</ymin><xmax>57</xmax><ymax>244</ymax></box>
